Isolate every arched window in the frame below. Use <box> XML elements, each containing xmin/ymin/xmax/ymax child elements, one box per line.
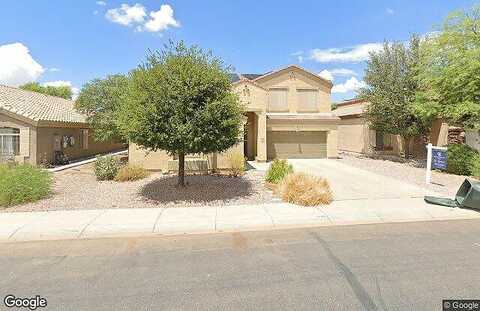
<box><xmin>0</xmin><ymin>127</ymin><xmax>20</xmax><ymax>156</ymax></box>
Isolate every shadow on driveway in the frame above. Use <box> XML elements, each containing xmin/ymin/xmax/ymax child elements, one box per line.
<box><xmin>140</xmin><ymin>175</ymin><xmax>254</xmax><ymax>204</ymax></box>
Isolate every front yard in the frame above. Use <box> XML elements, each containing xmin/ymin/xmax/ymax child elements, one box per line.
<box><xmin>2</xmin><ymin>164</ymin><xmax>276</xmax><ymax>212</ymax></box>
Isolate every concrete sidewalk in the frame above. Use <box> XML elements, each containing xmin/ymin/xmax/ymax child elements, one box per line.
<box><xmin>1</xmin><ymin>198</ymin><xmax>479</xmax><ymax>242</ymax></box>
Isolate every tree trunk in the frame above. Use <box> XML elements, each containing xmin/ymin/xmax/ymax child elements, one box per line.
<box><xmin>178</xmin><ymin>151</ymin><xmax>185</xmax><ymax>187</ymax></box>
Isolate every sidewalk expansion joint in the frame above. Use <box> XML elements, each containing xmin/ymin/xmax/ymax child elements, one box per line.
<box><xmin>151</xmin><ymin>209</ymin><xmax>165</xmax><ymax>233</ymax></box>
<box><xmin>77</xmin><ymin>210</ymin><xmax>108</xmax><ymax>238</ymax></box>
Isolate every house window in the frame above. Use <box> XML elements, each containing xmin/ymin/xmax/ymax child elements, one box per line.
<box><xmin>297</xmin><ymin>89</ymin><xmax>318</xmax><ymax>112</ymax></box>
<box><xmin>268</xmin><ymin>88</ymin><xmax>288</xmax><ymax>112</ymax></box>
<box><xmin>0</xmin><ymin>127</ymin><xmax>20</xmax><ymax>156</ymax></box>
<box><xmin>375</xmin><ymin>131</ymin><xmax>393</xmax><ymax>151</ymax></box>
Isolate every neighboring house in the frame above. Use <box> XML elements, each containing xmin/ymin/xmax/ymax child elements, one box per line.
<box><xmin>129</xmin><ymin>65</ymin><xmax>340</xmax><ymax>171</ymax></box>
<box><xmin>334</xmin><ymin>98</ymin><xmax>449</xmax><ymax>158</ymax></box>
<box><xmin>0</xmin><ymin>85</ymin><xmax>124</xmax><ymax>165</ymax></box>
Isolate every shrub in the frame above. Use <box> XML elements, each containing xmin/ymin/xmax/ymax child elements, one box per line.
<box><xmin>94</xmin><ymin>156</ymin><xmax>120</xmax><ymax>181</ymax></box>
<box><xmin>227</xmin><ymin>151</ymin><xmax>245</xmax><ymax>177</ymax></box>
<box><xmin>446</xmin><ymin>144</ymin><xmax>478</xmax><ymax>176</ymax></box>
<box><xmin>472</xmin><ymin>154</ymin><xmax>480</xmax><ymax>179</ymax></box>
<box><xmin>265</xmin><ymin>159</ymin><xmax>293</xmax><ymax>184</ymax></box>
<box><xmin>0</xmin><ymin>164</ymin><xmax>52</xmax><ymax>207</ymax></box>
<box><xmin>114</xmin><ymin>165</ymin><xmax>149</xmax><ymax>182</ymax></box>
<box><xmin>277</xmin><ymin>172</ymin><xmax>333</xmax><ymax>206</ymax></box>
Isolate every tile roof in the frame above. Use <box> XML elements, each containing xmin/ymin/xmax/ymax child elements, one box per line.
<box><xmin>0</xmin><ymin>85</ymin><xmax>86</xmax><ymax>124</ymax></box>
<box><xmin>228</xmin><ymin>73</ymin><xmax>265</xmax><ymax>83</ymax></box>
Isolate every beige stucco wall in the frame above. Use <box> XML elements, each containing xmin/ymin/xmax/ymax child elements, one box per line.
<box><xmin>338</xmin><ymin>117</ymin><xmax>369</xmax><ymax>153</ymax></box>
<box><xmin>0</xmin><ymin>112</ymin><xmax>37</xmax><ymax>164</ymax></box>
<box><xmin>129</xmin><ymin>141</ymin><xmax>245</xmax><ymax>173</ymax></box>
<box><xmin>338</xmin><ymin>113</ymin><xmax>436</xmax><ymax>158</ymax></box>
<box><xmin>129</xmin><ymin>144</ymin><xmax>171</xmax><ymax>171</ymax></box>
<box><xmin>36</xmin><ymin>126</ymin><xmax>125</xmax><ymax>165</ymax></box>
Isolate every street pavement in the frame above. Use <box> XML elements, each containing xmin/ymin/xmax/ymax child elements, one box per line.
<box><xmin>1</xmin><ymin>219</ymin><xmax>480</xmax><ymax>310</ymax></box>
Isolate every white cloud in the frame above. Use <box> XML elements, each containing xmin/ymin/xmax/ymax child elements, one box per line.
<box><xmin>386</xmin><ymin>8</ymin><xmax>394</xmax><ymax>15</ymax></box>
<box><xmin>48</xmin><ymin>67</ymin><xmax>60</xmax><ymax>72</ymax></box>
<box><xmin>105</xmin><ymin>3</ymin><xmax>179</xmax><ymax>33</ymax></box>
<box><xmin>42</xmin><ymin>80</ymin><xmax>80</xmax><ymax>99</ymax></box>
<box><xmin>330</xmin><ymin>68</ymin><xmax>357</xmax><ymax>76</ymax></box>
<box><xmin>331</xmin><ymin>77</ymin><xmax>366</xmax><ymax>93</ymax></box>
<box><xmin>105</xmin><ymin>3</ymin><xmax>146</xmax><ymax>26</ymax></box>
<box><xmin>143</xmin><ymin>4</ymin><xmax>180</xmax><ymax>32</ymax></box>
<box><xmin>0</xmin><ymin>43</ymin><xmax>44</xmax><ymax>87</ymax></box>
<box><xmin>310</xmin><ymin>43</ymin><xmax>383</xmax><ymax>63</ymax></box>
<box><xmin>318</xmin><ymin>68</ymin><xmax>358</xmax><ymax>82</ymax></box>
<box><xmin>96</xmin><ymin>1</ymin><xmax>107</xmax><ymax>6</ymax></box>
<box><xmin>318</xmin><ymin>70</ymin><xmax>334</xmax><ymax>81</ymax></box>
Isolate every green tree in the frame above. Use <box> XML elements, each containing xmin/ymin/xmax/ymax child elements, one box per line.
<box><xmin>360</xmin><ymin>35</ymin><xmax>430</xmax><ymax>158</ymax></box>
<box><xmin>417</xmin><ymin>5</ymin><xmax>480</xmax><ymax>129</ymax></box>
<box><xmin>75</xmin><ymin>75</ymin><xmax>129</xmax><ymax>142</ymax></box>
<box><xmin>20</xmin><ymin>82</ymin><xmax>72</xmax><ymax>99</ymax></box>
<box><xmin>117</xmin><ymin>41</ymin><xmax>244</xmax><ymax>186</ymax></box>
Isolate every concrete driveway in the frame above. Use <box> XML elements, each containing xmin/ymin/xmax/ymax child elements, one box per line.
<box><xmin>288</xmin><ymin>159</ymin><xmax>430</xmax><ymax>201</ymax></box>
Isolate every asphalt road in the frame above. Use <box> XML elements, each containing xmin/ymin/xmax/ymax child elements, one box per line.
<box><xmin>1</xmin><ymin>220</ymin><xmax>480</xmax><ymax>311</ymax></box>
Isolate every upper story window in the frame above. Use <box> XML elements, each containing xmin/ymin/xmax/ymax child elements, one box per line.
<box><xmin>0</xmin><ymin>127</ymin><xmax>20</xmax><ymax>156</ymax></box>
<box><xmin>297</xmin><ymin>89</ymin><xmax>318</xmax><ymax>112</ymax></box>
<box><xmin>268</xmin><ymin>88</ymin><xmax>288</xmax><ymax>112</ymax></box>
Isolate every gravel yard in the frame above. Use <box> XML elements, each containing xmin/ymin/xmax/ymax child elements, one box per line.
<box><xmin>2</xmin><ymin>164</ymin><xmax>276</xmax><ymax>212</ymax></box>
<box><xmin>337</xmin><ymin>154</ymin><xmax>473</xmax><ymax>197</ymax></box>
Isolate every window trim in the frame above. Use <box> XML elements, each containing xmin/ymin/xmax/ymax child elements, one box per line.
<box><xmin>0</xmin><ymin>127</ymin><xmax>20</xmax><ymax>156</ymax></box>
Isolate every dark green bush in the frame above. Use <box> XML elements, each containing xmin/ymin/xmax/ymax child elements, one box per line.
<box><xmin>265</xmin><ymin>159</ymin><xmax>293</xmax><ymax>184</ymax></box>
<box><xmin>0</xmin><ymin>164</ymin><xmax>52</xmax><ymax>207</ymax></box>
<box><xmin>446</xmin><ymin>144</ymin><xmax>478</xmax><ymax>175</ymax></box>
<box><xmin>94</xmin><ymin>156</ymin><xmax>121</xmax><ymax>181</ymax></box>
<box><xmin>471</xmin><ymin>154</ymin><xmax>480</xmax><ymax>179</ymax></box>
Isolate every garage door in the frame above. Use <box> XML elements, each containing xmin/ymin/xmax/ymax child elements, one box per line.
<box><xmin>267</xmin><ymin>131</ymin><xmax>327</xmax><ymax>159</ymax></box>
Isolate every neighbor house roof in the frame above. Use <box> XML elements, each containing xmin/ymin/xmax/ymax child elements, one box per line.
<box><xmin>0</xmin><ymin>85</ymin><xmax>86</xmax><ymax>124</ymax></box>
<box><xmin>228</xmin><ymin>73</ymin><xmax>266</xmax><ymax>83</ymax></box>
<box><xmin>334</xmin><ymin>99</ymin><xmax>368</xmax><ymax>117</ymax></box>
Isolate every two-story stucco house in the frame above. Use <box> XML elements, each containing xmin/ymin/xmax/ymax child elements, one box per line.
<box><xmin>129</xmin><ymin>65</ymin><xmax>340</xmax><ymax>171</ymax></box>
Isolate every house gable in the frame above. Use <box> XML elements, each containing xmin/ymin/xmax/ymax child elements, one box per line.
<box><xmin>253</xmin><ymin>66</ymin><xmax>333</xmax><ymax>113</ymax></box>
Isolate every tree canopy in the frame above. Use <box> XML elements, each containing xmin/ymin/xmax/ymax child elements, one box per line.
<box><xmin>117</xmin><ymin>41</ymin><xmax>244</xmax><ymax>186</ymax></box>
<box><xmin>417</xmin><ymin>5</ymin><xmax>480</xmax><ymax>129</ymax></box>
<box><xmin>20</xmin><ymin>82</ymin><xmax>73</xmax><ymax>100</ymax></box>
<box><xmin>75</xmin><ymin>74</ymin><xmax>129</xmax><ymax>142</ymax></box>
<box><xmin>360</xmin><ymin>35</ymin><xmax>430</xmax><ymax>157</ymax></box>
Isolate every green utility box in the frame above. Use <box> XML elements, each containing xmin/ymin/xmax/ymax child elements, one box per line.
<box><xmin>455</xmin><ymin>179</ymin><xmax>480</xmax><ymax>209</ymax></box>
<box><xmin>425</xmin><ymin>179</ymin><xmax>480</xmax><ymax>209</ymax></box>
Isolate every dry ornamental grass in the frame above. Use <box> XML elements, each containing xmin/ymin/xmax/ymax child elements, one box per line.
<box><xmin>277</xmin><ymin>172</ymin><xmax>333</xmax><ymax>206</ymax></box>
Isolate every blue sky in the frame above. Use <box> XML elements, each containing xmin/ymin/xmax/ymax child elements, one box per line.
<box><xmin>0</xmin><ymin>0</ymin><xmax>476</xmax><ymax>101</ymax></box>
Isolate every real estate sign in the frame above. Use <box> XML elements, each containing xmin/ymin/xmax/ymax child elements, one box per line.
<box><xmin>426</xmin><ymin>143</ymin><xmax>448</xmax><ymax>184</ymax></box>
<box><xmin>432</xmin><ymin>149</ymin><xmax>448</xmax><ymax>170</ymax></box>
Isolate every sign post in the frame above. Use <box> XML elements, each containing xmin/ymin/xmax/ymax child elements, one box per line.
<box><xmin>426</xmin><ymin>143</ymin><xmax>448</xmax><ymax>184</ymax></box>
